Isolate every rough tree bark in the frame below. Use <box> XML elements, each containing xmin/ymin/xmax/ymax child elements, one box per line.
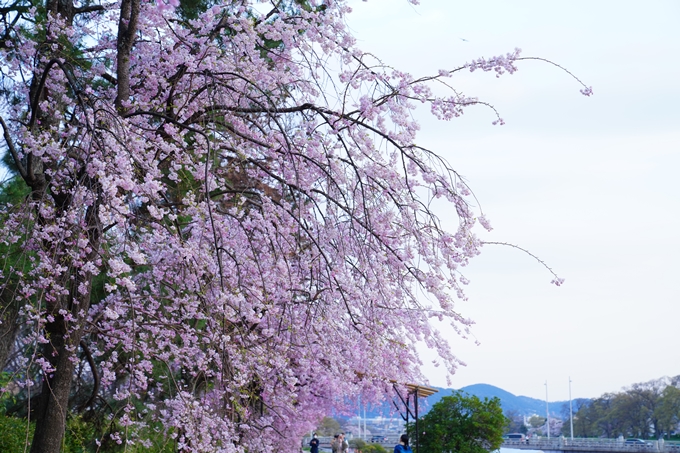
<box><xmin>21</xmin><ymin>0</ymin><xmax>108</xmax><ymax>451</ymax></box>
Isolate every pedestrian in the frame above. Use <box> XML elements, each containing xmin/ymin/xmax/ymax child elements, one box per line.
<box><xmin>331</xmin><ymin>434</ymin><xmax>340</xmax><ymax>453</ymax></box>
<box><xmin>340</xmin><ymin>433</ymin><xmax>349</xmax><ymax>453</ymax></box>
<box><xmin>394</xmin><ymin>434</ymin><xmax>413</xmax><ymax>453</ymax></box>
<box><xmin>310</xmin><ymin>433</ymin><xmax>320</xmax><ymax>453</ymax></box>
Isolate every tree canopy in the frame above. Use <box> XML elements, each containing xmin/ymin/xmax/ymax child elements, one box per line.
<box><xmin>564</xmin><ymin>376</ymin><xmax>680</xmax><ymax>439</ymax></box>
<box><xmin>315</xmin><ymin>416</ymin><xmax>341</xmax><ymax>436</ymax></box>
<box><xmin>412</xmin><ymin>391</ymin><xmax>506</xmax><ymax>453</ymax></box>
<box><xmin>0</xmin><ymin>0</ymin><xmax>590</xmax><ymax>451</ymax></box>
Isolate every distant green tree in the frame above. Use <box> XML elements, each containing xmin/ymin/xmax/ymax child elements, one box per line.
<box><xmin>613</xmin><ymin>391</ymin><xmax>653</xmax><ymax>438</ymax></box>
<box><xmin>528</xmin><ymin>415</ymin><xmax>546</xmax><ymax>429</ymax></box>
<box><xmin>627</xmin><ymin>379</ymin><xmax>666</xmax><ymax>438</ymax></box>
<box><xmin>316</xmin><ymin>417</ymin><xmax>342</xmax><ymax>436</ymax></box>
<box><xmin>565</xmin><ymin>378</ymin><xmax>680</xmax><ymax>439</ymax></box>
<box><xmin>656</xmin><ymin>386</ymin><xmax>680</xmax><ymax>438</ymax></box>
<box><xmin>411</xmin><ymin>391</ymin><xmax>505</xmax><ymax>453</ymax></box>
<box><xmin>505</xmin><ymin>409</ymin><xmax>526</xmax><ymax>433</ymax></box>
<box><xmin>560</xmin><ymin>398</ymin><xmax>591</xmax><ymax>437</ymax></box>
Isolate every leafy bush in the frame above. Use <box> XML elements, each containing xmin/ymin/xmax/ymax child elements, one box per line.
<box><xmin>410</xmin><ymin>391</ymin><xmax>506</xmax><ymax>453</ymax></box>
<box><xmin>362</xmin><ymin>444</ymin><xmax>388</xmax><ymax>453</ymax></box>
<box><xmin>0</xmin><ymin>414</ymin><xmax>33</xmax><ymax>452</ymax></box>
<box><xmin>350</xmin><ymin>438</ymin><xmax>367</xmax><ymax>450</ymax></box>
<box><xmin>64</xmin><ymin>415</ymin><xmax>99</xmax><ymax>453</ymax></box>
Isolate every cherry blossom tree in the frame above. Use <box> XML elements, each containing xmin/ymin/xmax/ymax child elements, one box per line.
<box><xmin>0</xmin><ymin>0</ymin><xmax>590</xmax><ymax>451</ymax></box>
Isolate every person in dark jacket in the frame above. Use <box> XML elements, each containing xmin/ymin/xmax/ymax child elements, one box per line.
<box><xmin>309</xmin><ymin>433</ymin><xmax>320</xmax><ymax>453</ymax></box>
<box><xmin>394</xmin><ymin>434</ymin><xmax>413</xmax><ymax>453</ymax></box>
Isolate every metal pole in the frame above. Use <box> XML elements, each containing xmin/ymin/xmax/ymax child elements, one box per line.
<box><xmin>415</xmin><ymin>388</ymin><xmax>419</xmax><ymax>453</ymax></box>
<box><xmin>406</xmin><ymin>393</ymin><xmax>410</xmax><ymax>439</ymax></box>
<box><xmin>359</xmin><ymin>394</ymin><xmax>363</xmax><ymax>441</ymax></box>
<box><xmin>363</xmin><ymin>404</ymin><xmax>366</xmax><ymax>442</ymax></box>
<box><xmin>545</xmin><ymin>381</ymin><xmax>550</xmax><ymax>439</ymax></box>
<box><xmin>569</xmin><ymin>377</ymin><xmax>574</xmax><ymax>441</ymax></box>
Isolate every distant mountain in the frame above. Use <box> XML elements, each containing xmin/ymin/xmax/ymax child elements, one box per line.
<box><xmin>356</xmin><ymin>383</ymin><xmax>586</xmax><ymax>420</ymax></box>
<box><xmin>427</xmin><ymin>383</ymin><xmax>575</xmax><ymax>417</ymax></box>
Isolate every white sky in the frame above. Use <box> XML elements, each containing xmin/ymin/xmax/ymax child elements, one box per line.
<box><xmin>345</xmin><ymin>0</ymin><xmax>680</xmax><ymax>402</ymax></box>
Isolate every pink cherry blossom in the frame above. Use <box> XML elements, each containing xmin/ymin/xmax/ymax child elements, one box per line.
<box><xmin>0</xmin><ymin>1</ymin><xmax>584</xmax><ymax>452</ymax></box>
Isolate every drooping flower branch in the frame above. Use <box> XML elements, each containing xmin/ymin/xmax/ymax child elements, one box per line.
<box><xmin>0</xmin><ymin>1</ymin><xmax>586</xmax><ymax>451</ymax></box>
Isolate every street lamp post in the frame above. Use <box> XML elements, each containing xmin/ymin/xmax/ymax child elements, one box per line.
<box><xmin>545</xmin><ymin>381</ymin><xmax>550</xmax><ymax>439</ymax></box>
<box><xmin>569</xmin><ymin>377</ymin><xmax>574</xmax><ymax>441</ymax></box>
<box><xmin>358</xmin><ymin>394</ymin><xmax>362</xmax><ymax>440</ymax></box>
<box><xmin>363</xmin><ymin>405</ymin><xmax>366</xmax><ymax>441</ymax></box>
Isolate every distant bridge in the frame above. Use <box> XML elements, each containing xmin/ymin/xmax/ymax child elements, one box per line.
<box><xmin>503</xmin><ymin>438</ymin><xmax>680</xmax><ymax>453</ymax></box>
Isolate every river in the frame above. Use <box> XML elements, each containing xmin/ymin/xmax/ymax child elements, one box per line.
<box><xmin>499</xmin><ymin>448</ymin><xmax>544</xmax><ymax>453</ymax></box>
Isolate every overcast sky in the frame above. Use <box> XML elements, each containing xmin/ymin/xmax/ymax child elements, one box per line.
<box><xmin>346</xmin><ymin>0</ymin><xmax>680</xmax><ymax>402</ymax></box>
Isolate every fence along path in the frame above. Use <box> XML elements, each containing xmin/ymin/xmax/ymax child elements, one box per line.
<box><xmin>503</xmin><ymin>438</ymin><xmax>680</xmax><ymax>453</ymax></box>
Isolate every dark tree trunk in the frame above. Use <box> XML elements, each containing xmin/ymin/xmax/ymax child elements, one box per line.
<box><xmin>28</xmin><ymin>202</ymin><xmax>100</xmax><ymax>453</ymax></box>
<box><xmin>22</xmin><ymin>0</ymin><xmax>122</xmax><ymax>451</ymax></box>
<box><xmin>29</xmin><ymin>338</ymin><xmax>80</xmax><ymax>453</ymax></box>
<box><xmin>29</xmin><ymin>247</ymin><xmax>99</xmax><ymax>453</ymax></box>
<box><xmin>0</xmin><ymin>297</ymin><xmax>18</xmax><ymax>369</ymax></box>
<box><xmin>18</xmin><ymin>1</ymin><xmax>98</xmax><ymax>452</ymax></box>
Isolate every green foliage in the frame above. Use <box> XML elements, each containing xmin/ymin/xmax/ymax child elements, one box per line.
<box><xmin>97</xmin><ymin>422</ymin><xmax>177</xmax><ymax>452</ymax></box>
<box><xmin>0</xmin><ymin>373</ymin><xmax>32</xmax><ymax>451</ymax></box>
<box><xmin>0</xmin><ymin>173</ymin><xmax>29</xmax><ymax>206</ymax></box>
<box><xmin>412</xmin><ymin>391</ymin><xmax>506</xmax><ymax>453</ymax></box>
<box><xmin>0</xmin><ymin>411</ymin><xmax>177</xmax><ymax>452</ymax></box>
<box><xmin>63</xmin><ymin>415</ymin><xmax>96</xmax><ymax>453</ymax></box>
<box><xmin>0</xmin><ymin>177</ymin><xmax>32</xmax><ymax>370</ymax></box>
<box><xmin>362</xmin><ymin>444</ymin><xmax>387</xmax><ymax>453</ymax></box>
<box><xmin>1</xmin><ymin>149</ymin><xmax>22</xmax><ymax>182</ymax></box>
<box><xmin>0</xmin><ymin>368</ymin><xmax>175</xmax><ymax>453</ymax></box>
<box><xmin>0</xmin><ymin>413</ymin><xmax>33</xmax><ymax>452</ymax></box>
<box><xmin>315</xmin><ymin>416</ymin><xmax>342</xmax><ymax>436</ymax></box>
<box><xmin>657</xmin><ymin>386</ymin><xmax>680</xmax><ymax>437</ymax></box>
<box><xmin>527</xmin><ymin>415</ymin><xmax>546</xmax><ymax>428</ymax></box>
<box><xmin>505</xmin><ymin>409</ymin><xmax>526</xmax><ymax>433</ymax></box>
<box><xmin>178</xmin><ymin>0</ymin><xmax>216</xmax><ymax>20</ymax></box>
<box><xmin>568</xmin><ymin>379</ymin><xmax>680</xmax><ymax>439</ymax></box>
<box><xmin>349</xmin><ymin>438</ymin><xmax>367</xmax><ymax>450</ymax></box>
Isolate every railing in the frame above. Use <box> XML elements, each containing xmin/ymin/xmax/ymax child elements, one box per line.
<box><xmin>502</xmin><ymin>438</ymin><xmax>680</xmax><ymax>453</ymax></box>
<box><xmin>302</xmin><ymin>435</ymin><xmax>400</xmax><ymax>448</ymax></box>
